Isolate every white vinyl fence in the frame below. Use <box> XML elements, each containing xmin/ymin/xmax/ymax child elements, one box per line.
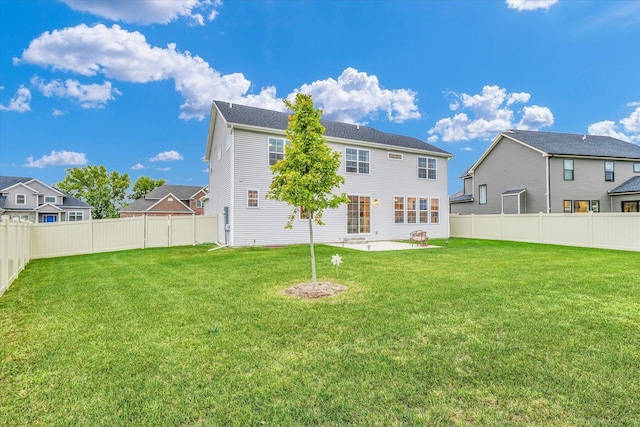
<box><xmin>450</xmin><ymin>212</ymin><xmax>640</xmax><ymax>252</ymax></box>
<box><xmin>0</xmin><ymin>216</ymin><xmax>31</xmax><ymax>297</ymax></box>
<box><xmin>0</xmin><ymin>215</ymin><xmax>218</xmax><ymax>297</ymax></box>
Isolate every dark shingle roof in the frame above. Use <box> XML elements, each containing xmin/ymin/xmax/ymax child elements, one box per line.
<box><xmin>121</xmin><ymin>198</ymin><xmax>157</xmax><ymax>212</ymax></box>
<box><xmin>504</xmin><ymin>129</ymin><xmax>640</xmax><ymax>159</ymax></box>
<box><xmin>146</xmin><ymin>185</ymin><xmax>205</xmax><ymax>201</ymax></box>
<box><xmin>610</xmin><ymin>176</ymin><xmax>640</xmax><ymax>194</ymax></box>
<box><xmin>0</xmin><ymin>176</ymin><xmax>91</xmax><ymax>208</ymax></box>
<box><xmin>214</xmin><ymin>100</ymin><xmax>451</xmax><ymax>156</ymax></box>
<box><xmin>0</xmin><ymin>176</ymin><xmax>36</xmax><ymax>191</ymax></box>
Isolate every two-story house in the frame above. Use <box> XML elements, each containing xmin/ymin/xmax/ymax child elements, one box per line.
<box><xmin>450</xmin><ymin>129</ymin><xmax>640</xmax><ymax>214</ymax></box>
<box><xmin>0</xmin><ymin>176</ymin><xmax>92</xmax><ymax>222</ymax></box>
<box><xmin>204</xmin><ymin>101</ymin><xmax>452</xmax><ymax>247</ymax></box>
<box><xmin>119</xmin><ymin>184</ymin><xmax>208</xmax><ymax>218</ymax></box>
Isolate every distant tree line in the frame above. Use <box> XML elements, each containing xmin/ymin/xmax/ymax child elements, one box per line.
<box><xmin>56</xmin><ymin>166</ymin><xmax>166</xmax><ymax>219</ymax></box>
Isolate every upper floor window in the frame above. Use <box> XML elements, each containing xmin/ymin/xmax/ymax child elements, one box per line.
<box><xmin>634</xmin><ymin>162</ymin><xmax>640</xmax><ymax>173</ymax></box>
<box><xmin>604</xmin><ymin>161</ymin><xmax>615</xmax><ymax>182</ymax></box>
<box><xmin>346</xmin><ymin>148</ymin><xmax>370</xmax><ymax>174</ymax></box>
<box><xmin>479</xmin><ymin>184</ymin><xmax>487</xmax><ymax>205</ymax></box>
<box><xmin>196</xmin><ymin>199</ymin><xmax>204</xmax><ymax>208</ymax></box>
<box><xmin>44</xmin><ymin>196</ymin><xmax>56</xmax><ymax>204</ymax></box>
<box><xmin>15</xmin><ymin>194</ymin><xmax>26</xmax><ymax>205</ymax></box>
<box><xmin>268</xmin><ymin>137</ymin><xmax>289</xmax><ymax>166</ymax></box>
<box><xmin>563</xmin><ymin>159</ymin><xmax>574</xmax><ymax>181</ymax></box>
<box><xmin>418</xmin><ymin>157</ymin><xmax>436</xmax><ymax>180</ymax></box>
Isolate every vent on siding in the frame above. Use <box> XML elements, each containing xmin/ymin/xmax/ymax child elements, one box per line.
<box><xmin>388</xmin><ymin>152</ymin><xmax>403</xmax><ymax>160</ymax></box>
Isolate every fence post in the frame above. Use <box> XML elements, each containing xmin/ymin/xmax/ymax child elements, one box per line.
<box><xmin>470</xmin><ymin>214</ymin><xmax>475</xmax><ymax>238</ymax></box>
<box><xmin>0</xmin><ymin>216</ymin><xmax>9</xmax><ymax>296</ymax></box>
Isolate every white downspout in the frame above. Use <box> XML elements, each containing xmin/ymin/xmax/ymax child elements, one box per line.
<box><xmin>545</xmin><ymin>155</ymin><xmax>551</xmax><ymax>213</ymax></box>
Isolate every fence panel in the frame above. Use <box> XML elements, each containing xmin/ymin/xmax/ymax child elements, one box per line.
<box><xmin>92</xmin><ymin>217</ymin><xmax>145</xmax><ymax>253</ymax></box>
<box><xmin>170</xmin><ymin>216</ymin><xmax>196</xmax><ymax>247</ymax></box>
<box><xmin>145</xmin><ymin>217</ymin><xmax>170</xmax><ymax>248</ymax></box>
<box><xmin>0</xmin><ymin>216</ymin><xmax>31</xmax><ymax>297</ymax></box>
<box><xmin>450</xmin><ymin>213</ymin><xmax>640</xmax><ymax>251</ymax></box>
<box><xmin>31</xmin><ymin>220</ymin><xmax>92</xmax><ymax>259</ymax></box>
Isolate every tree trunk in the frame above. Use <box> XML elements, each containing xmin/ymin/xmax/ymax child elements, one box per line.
<box><xmin>308</xmin><ymin>216</ymin><xmax>317</xmax><ymax>284</ymax></box>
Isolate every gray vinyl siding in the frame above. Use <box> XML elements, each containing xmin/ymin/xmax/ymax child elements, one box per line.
<box><xmin>452</xmin><ymin>139</ymin><xmax>546</xmax><ymax>214</ymax></box>
<box><xmin>549</xmin><ymin>157</ymin><xmax>639</xmax><ymax>213</ymax></box>
<box><xmin>230</xmin><ymin>129</ymin><xmax>450</xmax><ymax>247</ymax></box>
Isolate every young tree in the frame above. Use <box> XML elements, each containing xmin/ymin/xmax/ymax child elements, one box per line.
<box><xmin>57</xmin><ymin>165</ymin><xmax>130</xmax><ymax>219</ymax></box>
<box><xmin>266</xmin><ymin>94</ymin><xmax>349</xmax><ymax>284</ymax></box>
<box><xmin>131</xmin><ymin>176</ymin><xmax>166</xmax><ymax>200</ymax></box>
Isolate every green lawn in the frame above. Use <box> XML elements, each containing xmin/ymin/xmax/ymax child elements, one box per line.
<box><xmin>1</xmin><ymin>239</ymin><xmax>638</xmax><ymax>425</ymax></box>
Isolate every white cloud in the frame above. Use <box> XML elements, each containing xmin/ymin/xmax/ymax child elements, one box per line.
<box><xmin>60</xmin><ymin>0</ymin><xmax>221</xmax><ymax>26</ymax></box>
<box><xmin>24</xmin><ymin>150</ymin><xmax>88</xmax><ymax>168</ymax></box>
<box><xmin>32</xmin><ymin>76</ymin><xmax>121</xmax><ymax>108</ymax></box>
<box><xmin>293</xmin><ymin>68</ymin><xmax>420</xmax><ymax>124</ymax></box>
<box><xmin>588</xmin><ymin>106</ymin><xmax>640</xmax><ymax>144</ymax></box>
<box><xmin>462</xmin><ymin>147</ymin><xmax>474</xmax><ymax>152</ymax></box>
<box><xmin>150</xmin><ymin>150</ymin><xmax>183</xmax><ymax>162</ymax></box>
<box><xmin>52</xmin><ymin>108</ymin><xmax>67</xmax><ymax>116</ymax></box>
<box><xmin>131</xmin><ymin>163</ymin><xmax>146</xmax><ymax>170</ymax></box>
<box><xmin>156</xmin><ymin>167</ymin><xmax>171</xmax><ymax>172</ymax></box>
<box><xmin>620</xmin><ymin>106</ymin><xmax>640</xmax><ymax>133</ymax></box>
<box><xmin>517</xmin><ymin>105</ymin><xmax>555</xmax><ymax>130</ymax></box>
<box><xmin>428</xmin><ymin>85</ymin><xmax>553</xmax><ymax>142</ymax></box>
<box><xmin>0</xmin><ymin>86</ymin><xmax>32</xmax><ymax>112</ymax></box>
<box><xmin>505</xmin><ymin>0</ymin><xmax>558</xmax><ymax>11</ymax></box>
<box><xmin>15</xmin><ymin>25</ymin><xmax>420</xmax><ymax>123</ymax></box>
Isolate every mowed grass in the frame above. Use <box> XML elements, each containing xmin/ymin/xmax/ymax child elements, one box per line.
<box><xmin>0</xmin><ymin>239</ymin><xmax>638</xmax><ymax>425</ymax></box>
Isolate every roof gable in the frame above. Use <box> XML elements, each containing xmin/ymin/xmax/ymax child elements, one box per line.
<box><xmin>503</xmin><ymin>129</ymin><xmax>640</xmax><ymax>159</ymax></box>
<box><xmin>212</xmin><ymin>100</ymin><xmax>451</xmax><ymax>156</ymax></box>
<box><xmin>146</xmin><ymin>184</ymin><xmax>207</xmax><ymax>201</ymax></box>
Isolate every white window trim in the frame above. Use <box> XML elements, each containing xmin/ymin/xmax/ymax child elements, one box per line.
<box><xmin>417</xmin><ymin>157</ymin><xmax>437</xmax><ymax>180</ymax></box>
<box><xmin>268</xmin><ymin>137</ymin><xmax>289</xmax><ymax>166</ymax></box>
<box><xmin>430</xmin><ymin>197</ymin><xmax>440</xmax><ymax>224</ymax></box>
<box><xmin>346</xmin><ymin>194</ymin><xmax>372</xmax><ymax>235</ymax></box>
<box><xmin>345</xmin><ymin>147</ymin><xmax>371</xmax><ymax>175</ymax></box>
<box><xmin>68</xmin><ymin>211</ymin><xmax>84</xmax><ymax>221</ymax></box>
<box><xmin>16</xmin><ymin>194</ymin><xmax>26</xmax><ymax>205</ymax></box>
<box><xmin>44</xmin><ymin>196</ymin><xmax>56</xmax><ymax>204</ymax></box>
<box><xmin>394</xmin><ymin>195</ymin><xmax>405</xmax><ymax>224</ymax></box>
<box><xmin>479</xmin><ymin>184</ymin><xmax>487</xmax><ymax>205</ymax></box>
<box><xmin>419</xmin><ymin>197</ymin><xmax>429</xmax><ymax>224</ymax></box>
<box><xmin>406</xmin><ymin>196</ymin><xmax>417</xmax><ymax>224</ymax></box>
<box><xmin>246</xmin><ymin>189</ymin><xmax>259</xmax><ymax>208</ymax></box>
<box><xmin>634</xmin><ymin>162</ymin><xmax>640</xmax><ymax>173</ymax></box>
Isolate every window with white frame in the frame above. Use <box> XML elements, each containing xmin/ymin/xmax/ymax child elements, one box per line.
<box><xmin>68</xmin><ymin>211</ymin><xmax>83</xmax><ymax>221</ymax></box>
<box><xmin>16</xmin><ymin>194</ymin><xmax>26</xmax><ymax>205</ymax></box>
<box><xmin>44</xmin><ymin>196</ymin><xmax>56</xmax><ymax>203</ymax></box>
<box><xmin>418</xmin><ymin>157</ymin><xmax>437</xmax><ymax>179</ymax></box>
<box><xmin>268</xmin><ymin>137</ymin><xmax>289</xmax><ymax>165</ymax></box>
<box><xmin>564</xmin><ymin>159</ymin><xmax>574</xmax><ymax>181</ymax></box>
<box><xmin>479</xmin><ymin>184</ymin><xmax>487</xmax><ymax>205</ymax></box>
<box><xmin>394</xmin><ymin>196</ymin><xmax>405</xmax><ymax>224</ymax></box>
<box><xmin>634</xmin><ymin>162</ymin><xmax>640</xmax><ymax>173</ymax></box>
<box><xmin>563</xmin><ymin>200</ymin><xmax>572</xmax><ymax>213</ymax></box>
<box><xmin>407</xmin><ymin>197</ymin><xmax>417</xmax><ymax>224</ymax></box>
<box><xmin>247</xmin><ymin>190</ymin><xmax>259</xmax><ymax>208</ymax></box>
<box><xmin>345</xmin><ymin>148</ymin><xmax>370</xmax><ymax>174</ymax></box>
<box><xmin>196</xmin><ymin>199</ymin><xmax>204</xmax><ymax>208</ymax></box>
<box><xmin>419</xmin><ymin>198</ymin><xmax>429</xmax><ymax>223</ymax></box>
<box><xmin>604</xmin><ymin>161</ymin><xmax>615</xmax><ymax>182</ymax></box>
<box><xmin>430</xmin><ymin>198</ymin><xmax>440</xmax><ymax>224</ymax></box>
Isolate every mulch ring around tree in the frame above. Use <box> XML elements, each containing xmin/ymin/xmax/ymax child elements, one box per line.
<box><xmin>283</xmin><ymin>282</ymin><xmax>347</xmax><ymax>299</ymax></box>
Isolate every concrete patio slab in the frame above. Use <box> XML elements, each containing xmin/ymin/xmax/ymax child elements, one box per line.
<box><xmin>325</xmin><ymin>241</ymin><xmax>440</xmax><ymax>252</ymax></box>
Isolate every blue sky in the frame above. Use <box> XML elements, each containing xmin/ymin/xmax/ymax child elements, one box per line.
<box><xmin>1</xmin><ymin>0</ymin><xmax>639</xmax><ymax>194</ymax></box>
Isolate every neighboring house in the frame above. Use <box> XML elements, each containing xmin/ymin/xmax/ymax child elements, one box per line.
<box><xmin>450</xmin><ymin>129</ymin><xmax>640</xmax><ymax>214</ymax></box>
<box><xmin>0</xmin><ymin>176</ymin><xmax>92</xmax><ymax>223</ymax></box>
<box><xmin>119</xmin><ymin>184</ymin><xmax>208</xmax><ymax>218</ymax></box>
<box><xmin>204</xmin><ymin>100</ymin><xmax>452</xmax><ymax>247</ymax></box>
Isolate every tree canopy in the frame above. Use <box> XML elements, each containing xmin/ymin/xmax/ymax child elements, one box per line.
<box><xmin>266</xmin><ymin>93</ymin><xmax>349</xmax><ymax>283</ymax></box>
<box><xmin>131</xmin><ymin>176</ymin><xmax>166</xmax><ymax>200</ymax></box>
<box><xmin>57</xmin><ymin>165</ymin><xmax>130</xmax><ymax>219</ymax></box>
